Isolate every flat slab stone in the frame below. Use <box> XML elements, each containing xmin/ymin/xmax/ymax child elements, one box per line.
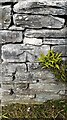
<box><xmin>13</xmin><ymin>14</ymin><xmax>65</xmax><ymax>29</ymax></box>
<box><xmin>13</xmin><ymin>0</ymin><xmax>67</xmax><ymax>8</ymax></box>
<box><xmin>0</xmin><ymin>30</ymin><xmax>22</xmax><ymax>43</ymax></box>
<box><xmin>24</xmin><ymin>38</ymin><xmax>42</xmax><ymax>45</ymax></box>
<box><xmin>43</xmin><ymin>38</ymin><xmax>66</xmax><ymax>45</ymax></box>
<box><xmin>0</xmin><ymin>0</ymin><xmax>17</xmax><ymax>2</ymax></box>
<box><xmin>14</xmin><ymin>2</ymin><xmax>66</xmax><ymax>15</ymax></box>
<box><xmin>25</xmin><ymin>27</ymin><xmax>67</xmax><ymax>38</ymax></box>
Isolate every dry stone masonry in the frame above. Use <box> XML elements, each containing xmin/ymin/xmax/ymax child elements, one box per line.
<box><xmin>0</xmin><ymin>0</ymin><xmax>67</xmax><ymax>105</ymax></box>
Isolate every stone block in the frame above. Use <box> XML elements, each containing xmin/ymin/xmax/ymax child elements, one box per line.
<box><xmin>51</xmin><ymin>45</ymin><xmax>67</xmax><ymax>56</ymax></box>
<box><xmin>13</xmin><ymin>14</ymin><xmax>65</xmax><ymax>29</ymax></box>
<box><xmin>9</xmin><ymin>25</ymin><xmax>24</xmax><ymax>30</ymax></box>
<box><xmin>29</xmin><ymin>82</ymin><xmax>65</xmax><ymax>93</ymax></box>
<box><xmin>35</xmin><ymin>92</ymin><xmax>61</xmax><ymax>102</ymax></box>
<box><xmin>0</xmin><ymin>63</ymin><xmax>26</xmax><ymax>82</ymax></box>
<box><xmin>25</xmin><ymin>27</ymin><xmax>67</xmax><ymax>38</ymax></box>
<box><xmin>14</xmin><ymin>2</ymin><xmax>66</xmax><ymax>15</ymax></box>
<box><xmin>0</xmin><ymin>0</ymin><xmax>17</xmax><ymax>2</ymax></box>
<box><xmin>2</xmin><ymin>44</ymin><xmax>50</xmax><ymax>62</ymax></box>
<box><xmin>13</xmin><ymin>0</ymin><xmax>67</xmax><ymax>8</ymax></box>
<box><xmin>2</xmin><ymin>44</ymin><xmax>26</xmax><ymax>62</ymax></box>
<box><xmin>0</xmin><ymin>5</ymin><xmax>11</xmax><ymax>29</ymax></box>
<box><xmin>0</xmin><ymin>30</ymin><xmax>22</xmax><ymax>43</ymax></box>
<box><xmin>43</xmin><ymin>38</ymin><xmax>66</xmax><ymax>45</ymax></box>
<box><xmin>24</xmin><ymin>37</ymin><xmax>42</xmax><ymax>45</ymax></box>
<box><xmin>15</xmin><ymin>67</ymin><xmax>55</xmax><ymax>83</ymax></box>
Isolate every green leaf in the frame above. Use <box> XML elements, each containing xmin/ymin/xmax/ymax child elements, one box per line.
<box><xmin>56</xmin><ymin>64</ymin><xmax>60</xmax><ymax>70</ymax></box>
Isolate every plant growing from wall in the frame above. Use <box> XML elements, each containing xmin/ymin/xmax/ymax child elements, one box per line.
<box><xmin>38</xmin><ymin>50</ymin><xmax>66</xmax><ymax>82</ymax></box>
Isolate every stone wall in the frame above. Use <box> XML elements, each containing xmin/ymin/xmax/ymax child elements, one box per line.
<box><xmin>0</xmin><ymin>0</ymin><xmax>67</xmax><ymax>105</ymax></box>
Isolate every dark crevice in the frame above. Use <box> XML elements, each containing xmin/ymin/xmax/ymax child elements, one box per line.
<box><xmin>26</xmin><ymin>63</ymin><xmax>28</xmax><ymax>72</ymax></box>
<box><xmin>9</xmin><ymin>88</ymin><xmax>14</xmax><ymax>95</ymax></box>
<box><xmin>2</xmin><ymin>41</ymin><xmax>23</xmax><ymax>45</ymax></box>
<box><xmin>12</xmin><ymin>68</ymin><xmax>17</xmax><ymax>81</ymax></box>
<box><xmin>23</xmin><ymin>27</ymin><xmax>65</xmax><ymax>30</ymax></box>
<box><xmin>8</xmin><ymin>2</ymin><xmax>14</xmax><ymax>28</ymax></box>
<box><xmin>2</xmin><ymin>2</ymin><xmax>13</xmax><ymax>6</ymax></box>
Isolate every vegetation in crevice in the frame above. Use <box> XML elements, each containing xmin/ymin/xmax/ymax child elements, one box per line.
<box><xmin>38</xmin><ymin>50</ymin><xmax>67</xmax><ymax>82</ymax></box>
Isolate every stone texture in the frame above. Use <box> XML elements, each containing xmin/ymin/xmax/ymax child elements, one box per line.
<box><xmin>0</xmin><ymin>5</ymin><xmax>2</xmax><ymax>29</ymax></box>
<box><xmin>25</xmin><ymin>27</ymin><xmax>67</xmax><ymax>38</ymax></box>
<box><xmin>0</xmin><ymin>0</ymin><xmax>17</xmax><ymax>2</ymax></box>
<box><xmin>14</xmin><ymin>2</ymin><xmax>66</xmax><ymax>15</ymax></box>
<box><xmin>0</xmin><ymin>5</ymin><xmax>11</xmax><ymax>29</ymax></box>
<box><xmin>43</xmin><ymin>38</ymin><xmax>66</xmax><ymax>45</ymax></box>
<box><xmin>29</xmin><ymin>82</ymin><xmax>65</xmax><ymax>93</ymax></box>
<box><xmin>0</xmin><ymin>30</ymin><xmax>22</xmax><ymax>43</ymax></box>
<box><xmin>2</xmin><ymin>44</ymin><xmax>50</xmax><ymax>62</ymax></box>
<box><xmin>52</xmin><ymin>45</ymin><xmax>67</xmax><ymax>56</ymax></box>
<box><xmin>13</xmin><ymin>0</ymin><xmax>67</xmax><ymax>8</ymax></box>
<box><xmin>13</xmin><ymin>14</ymin><xmax>65</xmax><ymax>29</ymax></box>
<box><xmin>9</xmin><ymin>25</ymin><xmax>24</xmax><ymax>30</ymax></box>
<box><xmin>24</xmin><ymin>38</ymin><xmax>42</xmax><ymax>45</ymax></box>
<box><xmin>35</xmin><ymin>93</ymin><xmax>61</xmax><ymax>102</ymax></box>
<box><xmin>0</xmin><ymin>0</ymin><xmax>67</xmax><ymax>105</ymax></box>
<box><xmin>15</xmin><ymin>68</ymin><xmax>55</xmax><ymax>83</ymax></box>
<box><xmin>0</xmin><ymin>63</ymin><xmax>26</xmax><ymax>82</ymax></box>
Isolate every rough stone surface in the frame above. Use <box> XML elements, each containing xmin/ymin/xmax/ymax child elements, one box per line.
<box><xmin>24</xmin><ymin>38</ymin><xmax>42</xmax><ymax>45</ymax></box>
<box><xmin>9</xmin><ymin>25</ymin><xmax>24</xmax><ymax>30</ymax></box>
<box><xmin>0</xmin><ymin>31</ymin><xmax>22</xmax><ymax>43</ymax></box>
<box><xmin>25</xmin><ymin>27</ymin><xmax>67</xmax><ymax>38</ymax></box>
<box><xmin>0</xmin><ymin>0</ymin><xmax>67</xmax><ymax>105</ymax></box>
<box><xmin>0</xmin><ymin>5</ymin><xmax>11</xmax><ymax>29</ymax></box>
<box><xmin>2</xmin><ymin>44</ymin><xmax>50</xmax><ymax>62</ymax></box>
<box><xmin>52</xmin><ymin>45</ymin><xmax>67</xmax><ymax>56</ymax></box>
<box><xmin>14</xmin><ymin>2</ymin><xmax>66</xmax><ymax>15</ymax></box>
<box><xmin>0</xmin><ymin>0</ymin><xmax>17</xmax><ymax>2</ymax></box>
<box><xmin>13</xmin><ymin>0</ymin><xmax>67</xmax><ymax>8</ymax></box>
<box><xmin>13</xmin><ymin>14</ymin><xmax>65</xmax><ymax>29</ymax></box>
<box><xmin>43</xmin><ymin>38</ymin><xmax>66</xmax><ymax>45</ymax></box>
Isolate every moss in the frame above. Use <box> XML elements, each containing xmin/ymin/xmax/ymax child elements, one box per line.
<box><xmin>1</xmin><ymin>99</ymin><xmax>67</xmax><ymax>119</ymax></box>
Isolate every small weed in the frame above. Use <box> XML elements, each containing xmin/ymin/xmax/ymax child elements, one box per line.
<box><xmin>38</xmin><ymin>50</ymin><xmax>67</xmax><ymax>82</ymax></box>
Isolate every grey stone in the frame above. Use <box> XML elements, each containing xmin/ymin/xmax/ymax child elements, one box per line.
<box><xmin>2</xmin><ymin>44</ymin><xmax>50</xmax><ymax>62</ymax></box>
<box><xmin>2</xmin><ymin>44</ymin><xmax>26</xmax><ymax>62</ymax></box>
<box><xmin>14</xmin><ymin>2</ymin><xmax>66</xmax><ymax>15</ymax></box>
<box><xmin>0</xmin><ymin>63</ymin><xmax>26</xmax><ymax>82</ymax></box>
<box><xmin>59</xmin><ymin>90</ymin><xmax>65</xmax><ymax>95</ymax></box>
<box><xmin>62</xmin><ymin>57</ymin><xmax>67</xmax><ymax>62</ymax></box>
<box><xmin>51</xmin><ymin>45</ymin><xmax>67</xmax><ymax>56</ymax></box>
<box><xmin>24</xmin><ymin>37</ymin><xmax>42</xmax><ymax>45</ymax></box>
<box><xmin>0</xmin><ymin>5</ymin><xmax>2</xmax><ymax>29</ymax></box>
<box><xmin>13</xmin><ymin>14</ymin><xmax>65</xmax><ymax>29</ymax></box>
<box><xmin>25</xmin><ymin>27</ymin><xmax>67</xmax><ymax>38</ymax></box>
<box><xmin>9</xmin><ymin>25</ymin><xmax>24</xmax><ymax>30</ymax></box>
<box><xmin>0</xmin><ymin>0</ymin><xmax>17</xmax><ymax>2</ymax></box>
<box><xmin>43</xmin><ymin>38</ymin><xmax>66</xmax><ymax>45</ymax></box>
<box><xmin>35</xmin><ymin>92</ymin><xmax>61</xmax><ymax>102</ymax></box>
<box><xmin>13</xmin><ymin>0</ymin><xmax>67</xmax><ymax>8</ymax></box>
<box><xmin>29</xmin><ymin>82</ymin><xmax>65</xmax><ymax>93</ymax></box>
<box><xmin>0</xmin><ymin>5</ymin><xmax>11</xmax><ymax>29</ymax></box>
<box><xmin>0</xmin><ymin>30</ymin><xmax>22</xmax><ymax>43</ymax></box>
